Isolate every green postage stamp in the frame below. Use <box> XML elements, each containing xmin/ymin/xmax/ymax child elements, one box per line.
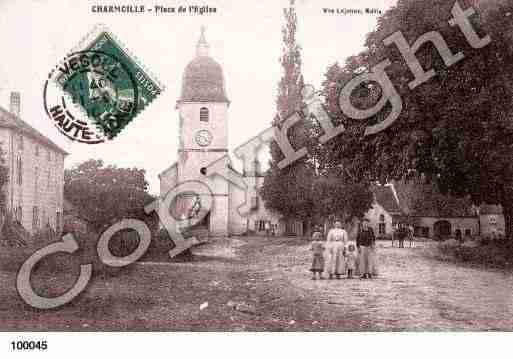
<box><xmin>49</xmin><ymin>24</ymin><xmax>163</xmax><ymax>140</ymax></box>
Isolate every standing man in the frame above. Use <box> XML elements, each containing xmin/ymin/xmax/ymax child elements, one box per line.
<box><xmin>265</xmin><ymin>221</ymin><xmax>271</xmax><ymax>238</ymax></box>
<box><xmin>357</xmin><ymin>219</ymin><xmax>376</xmax><ymax>279</ymax></box>
<box><xmin>325</xmin><ymin>221</ymin><xmax>348</xmax><ymax>279</ymax></box>
<box><xmin>408</xmin><ymin>224</ymin><xmax>415</xmax><ymax>247</ymax></box>
<box><xmin>398</xmin><ymin>223</ymin><xmax>406</xmax><ymax>248</ymax></box>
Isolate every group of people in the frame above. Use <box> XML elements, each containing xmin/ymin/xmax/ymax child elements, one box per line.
<box><xmin>309</xmin><ymin>220</ymin><xmax>377</xmax><ymax>280</ymax></box>
<box><xmin>392</xmin><ymin>223</ymin><xmax>414</xmax><ymax>248</ymax></box>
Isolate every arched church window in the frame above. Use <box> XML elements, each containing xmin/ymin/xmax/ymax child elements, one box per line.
<box><xmin>200</xmin><ymin>107</ymin><xmax>209</xmax><ymax>122</ymax></box>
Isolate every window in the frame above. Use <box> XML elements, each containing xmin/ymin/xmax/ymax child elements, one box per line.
<box><xmin>250</xmin><ymin>196</ymin><xmax>259</xmax><ymax>210</ymax></box>
<box><xmin>47</xmin><ymin>170</ymin><xmax>51</xmax><ymax>190</ymax></box>
<box><xmin>56</xmin><ymin>211</ymin><xmax>62</xmax><ymax>232</ymax></box>
<box><xmin>33</xmin><ymin>206</ymin><xmax>39</xmax><ymax>229</ymax></box>
<box><xmin>414</xmin><ymin>226</ymin><xmax>429</xmax><ymax>237</ymax></box>
<box><xmin>35</xmin><ymin>145</ymin><xmax>40</xmax><ymax>156</ymax></box>
<box><xmin>378</xmin><ymin>214</ymin><xmax>386</xmax><ymax>235</ymax></box>
<box><xmin>16</xmin><ymin>156</ymin><xmax>22</xmax><ymax>185</ymax></box>
<box><xmin>489</xmin><ymin>216</ymin><xmax>497</xmax><ymax>224</ymax></box>
<box><xmin>200</xmin><ymin>107</ymin><xmax>209</xmax><ymax>122</ymax></box>
<box><xmin>254</xmin><ymin>220</ymin><xmax>266</xmax><ymax>232</ymax></box>
<box><xmin>464</xmin><ymin>229</ymin><xmax>472</xmax><ymax>236</ymax></box>
<box><xmin>47</xmin><ymin>150</ymin><xmax>51</xmax><ymax>161</ymax></box>
<box><xmin>18</xmin><ymin>135</ymin><xmax>23</xmax><ymax>150</ymax></box>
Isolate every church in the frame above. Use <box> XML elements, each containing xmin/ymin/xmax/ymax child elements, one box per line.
<box><xmin>157</xmin><ymin>29</ymin><xmax>418</xmax><ymax>239</ymax></box>
<box><xmin>158</xmin><ymin>28</ymin><xmax>285</xmax><ymax>236</ymax></box>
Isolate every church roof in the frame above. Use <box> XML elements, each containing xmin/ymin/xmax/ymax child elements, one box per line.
<box><xmin>178</xmin><ymin>28</ymin><xmax>229</xmax><ymax>104</ymax></box>
<box><xmin>0</xmin><ymin>106</ymin><xmax>68</xmax><ymax>155</ymax></box>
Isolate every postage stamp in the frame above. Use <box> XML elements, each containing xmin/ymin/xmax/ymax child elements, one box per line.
<box><xmin>46</xmin><ymin>24</ymin><xmax>163</xmax><ymax>141</ymax></box>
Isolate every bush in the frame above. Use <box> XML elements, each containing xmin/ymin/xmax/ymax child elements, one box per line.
<box><xmin>0</xmin><ymin>212</ymin><xmax>30</xmax><ymax>247</ymax></box>
<box><xmin>139</xmin><ymin>227</ymin><xmax>175</xmax><ymax>262</ymax></box>
<box><xmin>32</xmin><ymin>226</ymin><xmax>58</xmax><ymax>243</ymax></box>
<box><xmin>437</xmin><ymin>240</ymin><xmax>513</xmax><ymax>269</ymax></box>
<box><xmin>0</xmin><ymin>227</ymin><xmax>142</xmax><ymax>278</ymax></box>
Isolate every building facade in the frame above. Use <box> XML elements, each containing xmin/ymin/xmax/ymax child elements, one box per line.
<box><xmin>0</xmin><ymin>93</ymin><xmax>67</xmax><ymax>234</ymax></box>
<box><xmin>479</xmin><ymin>204</ymin><xmax>505</xmax><ymax>238</ymax></box>
<box><xmin>365</xmin><ymin>185</ymin><xmax>403</xmax><ymax>238</ymax></box>
<box><xmin>392</xmin><ymin>179</ymin><xmax>505</xmax><ymax>239</ymax></box>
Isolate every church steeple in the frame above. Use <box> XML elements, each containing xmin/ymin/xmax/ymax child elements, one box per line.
<box><xmin>178</xmin><ymin>26</ymin><xmax>229</xmax><ymax>104</ymax></box>
<box><xmin>196</xmin><ymin>26</ymin><xmax>210</xmax><ymax>57</ymax></box>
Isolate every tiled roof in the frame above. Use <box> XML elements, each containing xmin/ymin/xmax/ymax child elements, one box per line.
<box><xmin>392</xmin><ymin>179</ymin><xmax>476</xmax><ymax>217</ymax></box>
<box><xmin>373</xmin><ymin>186</ymin><xmax>402</xmax><ymax>214</ymax></box>
<box><xmin>0</xmin><ymin>106</ymin><xmax>68</xmax><ymax>155</ymax></box>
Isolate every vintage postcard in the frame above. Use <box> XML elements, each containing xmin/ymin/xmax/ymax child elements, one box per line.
<box><xmin>0</xmin><ymin>0</ymin><xmax>512</xmax><ymax>357</ymax></box>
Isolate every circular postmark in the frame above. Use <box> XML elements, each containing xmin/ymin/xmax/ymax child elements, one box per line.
<box><xmin>44</xmin><ymin>50</ymin><xmax>139</xmax><ymax>143</ymax></box>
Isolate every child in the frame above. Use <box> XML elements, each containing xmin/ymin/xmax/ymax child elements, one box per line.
<box><xmin>345</xmin><ymin>241</ymin><xmax>358</xmax><ymax>278</ymax></box>
<box><xmin>310</xmin><ymin>230</ymin><xmax>325</xmax><ymax>280</ymax></box>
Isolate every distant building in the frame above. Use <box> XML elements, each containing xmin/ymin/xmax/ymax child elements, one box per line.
<box><xmin>392</xmin><ymin>179</ymin><xmax>505</xmax><ymax>239</ymax></box>
<box><xmin>479</xmin><ymin>204</ymin><xmax>505</xmax><ymax>237</ymax></box>
<box><xmin>365</xmin><ymin>185</ymin><xmax>403</xmax><ymax>238</ymax></box>
<box><xmin>0</xmin><ymin>92</ymin><xmax>67</xmax><ymax>234</ymax></box>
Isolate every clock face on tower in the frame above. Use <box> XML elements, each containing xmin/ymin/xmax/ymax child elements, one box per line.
<box><xmin>195</xmin><ymin>129</ymin><xmax>213</xmax><ymax>147</ymax></box>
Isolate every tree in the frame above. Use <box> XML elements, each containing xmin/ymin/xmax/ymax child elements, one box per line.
<box><xmin>261</xmin><ymin>0</ymin><xmax>313</xmax><ymax>229</ymax></box>
<box><xmin>64</xmin><ymin>159</ymin><xmax>156</xmax><ymax>233</ymax></box>
<box><xmin>322</xmin><ymin>0</ymin><xmax>513</xmax><ymax>239</ymax></box>
<box><xmin>261</xmin><ymin>1</ymin><xmax>374</xmax><ymax>231</ymax></box>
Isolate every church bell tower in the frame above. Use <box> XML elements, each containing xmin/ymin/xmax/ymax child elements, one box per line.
<box><xmin>175</xmin><ymin>27</ymin><xmax>231</xmax><ymax>236</ymax></box>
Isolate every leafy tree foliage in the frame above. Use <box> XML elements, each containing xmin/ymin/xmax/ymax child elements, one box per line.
<box><xmin>261</xmin><ymin>0</ymin><xmax>311</xmax><ymax>224</ymax></box>
<box><xmin>64</xmin><ymin>159</ymin><xmax>156</xmax><ymax>233</ymax></box>
<box><xmin>261</xmin><ymin>1</ymin><xmax>373</xmax><ymax>229</ymax></box>
<box><xmin>322</xmin><ymin>0</ymin><xmax>513</xmax><ymax>239</ymax></box>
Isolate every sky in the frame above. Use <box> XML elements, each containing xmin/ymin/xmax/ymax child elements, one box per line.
<box><xmin>0</xmin><ymin>0</ymin><xmax>397</xmax><ymax>194</ymax></box>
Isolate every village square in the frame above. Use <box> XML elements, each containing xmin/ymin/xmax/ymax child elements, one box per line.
<box><xmin>0</xmin><ymin>0</ymin><xmax>512</xmax><ymax>331</ymax></box>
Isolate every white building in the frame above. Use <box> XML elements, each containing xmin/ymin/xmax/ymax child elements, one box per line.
<box><xmin>0</xmin><ymin>92</ymin><xmax>67</xmax><ymax>234</ymax></box>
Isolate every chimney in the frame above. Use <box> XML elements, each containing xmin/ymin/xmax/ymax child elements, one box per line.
<box><xmin>10</xmin><ymin>91</ymin><xmax>20</xmax><ymax>117</ymax></box>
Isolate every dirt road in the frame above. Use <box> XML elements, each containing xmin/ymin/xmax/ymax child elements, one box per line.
<box><xmin>1</xmin><ymin>236</ymin><xmax>512</xmax><ymax>330</ymax></box>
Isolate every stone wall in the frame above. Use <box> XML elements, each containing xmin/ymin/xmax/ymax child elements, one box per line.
<box><xmin>413</xmin><ymin>216</ymin><xmax>479</xmax><ymax>238</ymax></box>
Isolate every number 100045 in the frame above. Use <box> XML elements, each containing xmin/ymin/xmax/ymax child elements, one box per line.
<box><xmin>10</xmin><ymin>340</ymin><xmax>47</xmax><ymax>350</ymax></box>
